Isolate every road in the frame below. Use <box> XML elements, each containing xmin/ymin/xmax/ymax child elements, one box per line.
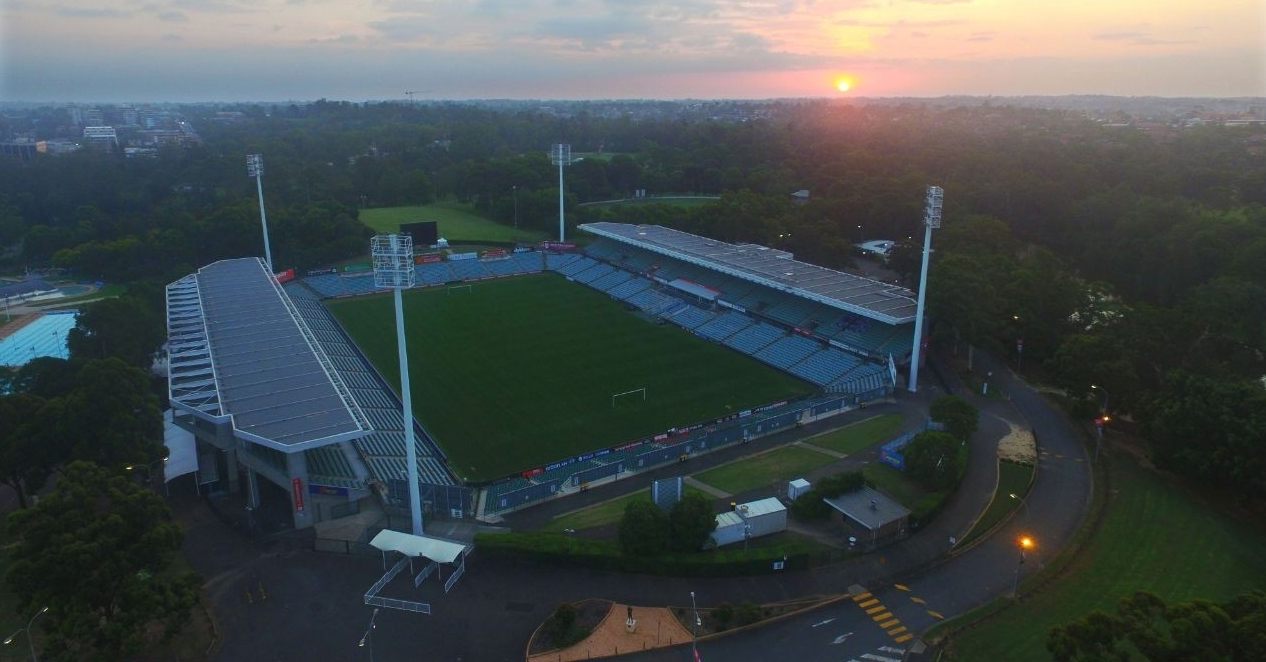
<box><xmin>622</xmin><ymin>351</ymin><xmax>1094</xmax><ymax>661</ymax></box>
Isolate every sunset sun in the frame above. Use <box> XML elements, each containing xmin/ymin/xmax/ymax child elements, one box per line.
<box><xmin>836</xmin><ymin>79</ymin><xmax>852</xmax><ymax>93</ymax></box>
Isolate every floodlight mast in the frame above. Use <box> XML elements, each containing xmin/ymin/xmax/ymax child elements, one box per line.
<box><xmin>246</xmin><ymin>154</ymin><xmax>274</xmax><ymax>272</ymax></box>
<box><xmin>907</xmin><ymin>185</ymin><xmax>943</xmax><ymax>393</ymax></box>
<box><xmin>372</xmin><ymin>234</ymin><xmax>424</xmax><ymax>536</ymax></box>
<box><xmin>550</xmin><ymin>144</ymin><xmax>576</xmax><ymax>243</ymax></box>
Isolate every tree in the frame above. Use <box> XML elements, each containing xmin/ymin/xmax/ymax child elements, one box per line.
<box><xmin>618</xmin><ymin>499</ymin><xmax>669</xmax><ymax>556</ymax></box>
<box><xmin>667</xmin><ymin>493</ymin><xmax>717</xmax><ymax>552</ymax></box>
<box><xmin>6</xmin><ymin>461</ymin><xmax>200</xmax><ymax>660</ymax></box>
<box><xmin>67</xmin><ymin>296</ymin><xmax>163</xmax><ymax>370</ymax></box>
<box><xmin>1048</xmin><ymin>590</ymin><xmax>1266</xmax><ymax>662</ymax></box>
<box><xmin>59</xmin><ymin>358</ymin><xmax>165</xmax><ymax>469</ymax></box>
<box><xmin>930</xmin><ymin>396</ymin><xmax>979</xmax><ymax>442</ymax></box>
<box><xmin>902</xmin><ymin>431</ymin><xmax>964</xmax><ymax>491</ymax></box>
<box><xmin>0</xmin><ymin>393</ymin><xmax>53</xmax><ymax>508</ymax></box>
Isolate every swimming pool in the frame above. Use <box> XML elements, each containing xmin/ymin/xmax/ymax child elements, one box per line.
<box><xmin>0</xmin><ymin>311</ymin><xmax>78</xmax><ymax>366</ymax></box>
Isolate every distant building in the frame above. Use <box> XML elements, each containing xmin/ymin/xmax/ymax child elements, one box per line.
<box><xmin>0</xmin><ymin>141</ymin><xmax>45</xmax><ymax>162</ymax></box>
<box><xmin>82</xmin><ymin>107</ymin><xmax>104</xmax><ymax>126</ymax></box>
<box><xmin>855</xmin><ymin>239</ymin><xmax>896</xmax><ymax>258</ymax></box>
<box><xmin>82</xmin><ymin>126</ymin><xmax>118</xmax><ymax>149</ymax></box>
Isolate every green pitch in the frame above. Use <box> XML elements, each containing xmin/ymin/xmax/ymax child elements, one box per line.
<box><xmin>327</xmin><ymin>274</ymin><xmax>813</xmax><ymax>482</ymax></box>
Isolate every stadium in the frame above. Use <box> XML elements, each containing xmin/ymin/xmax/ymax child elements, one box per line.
<box><xmin>165</xmin><ymin>222</ymin><xmax>918</xmax><ymax>530</ymax></box>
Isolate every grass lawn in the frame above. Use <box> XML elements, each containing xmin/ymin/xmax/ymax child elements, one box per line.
<box><xmin>951</xmin><ymin>457</ymin><xmax>1266</xmax><ymax>660</ymax></box>
<box><xmin>327</xmin><ymin>274</ymin><xmax>812</xmax><ymax>482</ymax></box>
<box><xmin>543</xmin><ymin>486</ymin><xmax>707</xmax><ymax>533</ymax></box>
<box><xmin>807</xmin><ymin>414</ymin><xmax>903</xmax><ymax>454</ymax></box>
<box><xmin>960</xmin><ymin>460</ymin><xmax>1036</xmax><ymax>546</ymax></box>
<box><xmin>694</xmin><ymin>445</ymin><xmax>836</xmax><ymax>495</ymax></box>
<box><xmin>359</xmin><ymin>200</ymin><xmax>546</xmax><ymax>244</ymax></box>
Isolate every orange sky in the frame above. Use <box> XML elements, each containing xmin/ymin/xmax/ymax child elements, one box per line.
<box><xmin>1</xmin><ymin>0</ymin><xmax>1262</xmax><ymax>100</ymax></box>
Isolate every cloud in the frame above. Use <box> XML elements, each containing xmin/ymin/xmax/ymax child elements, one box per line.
<box><xmin>158</xmin><ymin>11</ymin><xmax>188</xmax><ymax>21</ymax></box>
<box><xmin>54</xmin><ymin>5</ymin><xmax>131</xmax><ymax>18</ymax></box>
<box><xmin>1093</xmin><ymin>30</ymin><xmax>1194</xmax><ymax>46</ymax></box>
<box><xmin>161</xmin><ymin>33</ymin><xmax>184</xmax><ymax>41</ymax></box>
<box><xmin>966</xmin><ymin>31</ymin><xmax>995</xmax><ymax>43</ymax></box>
<box><xmin>308</xmin><ymin>34</ymin><xmax>361</xmax><ymax>44</ymax></box>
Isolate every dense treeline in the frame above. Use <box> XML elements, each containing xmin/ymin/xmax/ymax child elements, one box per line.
<box><xmin>1</xmin><ymin>99</ymin><xmax>1263</xmax><ymax>504</ymax></box>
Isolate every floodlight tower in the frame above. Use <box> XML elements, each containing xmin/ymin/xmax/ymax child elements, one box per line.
<box><xmin>246</xmin><ymin>154</ymin><xmax>274</xmax><ymax>271</ymax></box>
<box><xmin>372</xmin><ymin>234</ymin><xmax>424</xmax><ymax>536</ymax></box>
<box><xmin>907</xmin><ymin>185</ymin><xmax>943</xmax><ymax>393</ymax></box>
<box><xmin>550</xmin><ymin>144</ymin><xmax>578</xmax><ymax>242</ymax></box>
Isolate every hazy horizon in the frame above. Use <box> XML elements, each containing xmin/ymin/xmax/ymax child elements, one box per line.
<box><xmin>2</xmin><ymin>0</ymin><xmax>1263</xmax><ymax>103</ymax></box>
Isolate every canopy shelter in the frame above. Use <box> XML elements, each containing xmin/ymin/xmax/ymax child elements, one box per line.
<box><xmin>369</xmin><ymin>529</ymin><xmax>466</xmax><ymax>564</ymax></box>
<box><xmin>364</xmin><ymin>530</ymin><xmax>471</xmax><ymax>612</ymax></box>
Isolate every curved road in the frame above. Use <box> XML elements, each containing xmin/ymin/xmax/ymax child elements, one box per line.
<box><xmin>625</xmin><ymin>351</ymin><xmax>1094</xmax><ymax>661</ymax></box>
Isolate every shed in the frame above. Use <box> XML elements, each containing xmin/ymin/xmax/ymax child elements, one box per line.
<box><xmin>710</xmin><ymin>511</ymin><xmax>746</xmax><ymax>547</ymax></box>
<box><xmin>788</xmin><ymin>478</ymin><xmax>811</xmax><ymax>500</ymax></box>
<box><xmin>823</xmin><ymin>486</ymin><xmax>911</xmax><ymax>550</ymax></box>
<box><xmin>736</xmin><ymin>497</ymin><xmax>788</xmax><ymax>538</ymax></box>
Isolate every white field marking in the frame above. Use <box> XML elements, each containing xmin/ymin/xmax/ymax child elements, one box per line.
<box><xmin>811</xmin><ymin>618</ymin><xmax>836</xmax><ymax>628</ymax></box>
<box><xmin>831</xmin><ymin>632</ymin><xmax>854</xmax><ymax>644</ymax></box>
<box><xmin>879</xmin><ymin>646</ymin><xmax>906</xmax><ymax>654</ymax></box>
<box><xmin>860</xmin><ymin>654</ymin><xmax>901</xmax><ymax>662</ymax></box>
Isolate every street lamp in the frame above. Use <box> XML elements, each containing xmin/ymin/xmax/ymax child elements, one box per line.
<box><xmin>358</xmin><ymin>608</ymin><xmax>379</xmax><ymax>662</ymax></box>
<box><xmin>126</xmin><ymin>453</ymin><xmax>169</xmax><ymax>486</ymax></box>
<box><xmin>549</xmin><ymin>144</ymin><xmax>581</xmax><ymax>243</ymax></box>
<box><xmin>1013</xmin><ymin>536</ymin><xmax>1035</xmax><ymax>597</ymax></box>
<box><xmin>4</xmin><ymin>605</ymin><xmax>48</xmax><ymax>662</ymax></box>
<box><xmin>689</xmin><ymin>591</ymin><xmax>701</xmax><ymax>661</ymax></box>
<box><xmin>1090</xmin><ymin>385</ymin><xmax>1110</xmax><ymax>461</ymax></box>
<box><xmin>511</xmin><ymin>185</ymin><xmax>519</xmax><ymax>228</ymax></box>
<box><xmin>1009</xmin><ymin>492</ymin><xmax>1029</xmax><ymax>519</ymax></box>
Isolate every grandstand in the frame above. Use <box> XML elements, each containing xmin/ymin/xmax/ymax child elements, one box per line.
<box><xmin>167</xmin><ymin>223</ymin><xmax>916</xmax><ymax>526</ymax></box>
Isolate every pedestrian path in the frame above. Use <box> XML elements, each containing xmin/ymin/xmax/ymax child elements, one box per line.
<box><xmin>850</xmin><ymin>590</ymin><xmax>913</xmax><ymax>644</ymax></box>
<box><xmin>683</xmin><ymin>476</ymin><xmax>730</xmax><ymax>498</ymax></box>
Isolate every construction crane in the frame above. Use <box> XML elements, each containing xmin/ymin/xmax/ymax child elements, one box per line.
<box><xmin>404</xmin><ymin>90</ymin><xmax>432</xmax><ymax>104</ymax></box>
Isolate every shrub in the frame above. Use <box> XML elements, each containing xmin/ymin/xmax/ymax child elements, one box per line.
<box><xmin>789</xmin><ymin>471</ymin><xmax>864</xmax><ymax>521</ymax></box>
<box><xmin>931</xmin><ymin>395</ymin><xmax>979</xmax><ymax>441</ymax></box>
<box><xmin>903</xmin><ymin>431</ymin><xmax>966</xmax><ymax>490</ymax></box>
<box><xmin>619</xmin><ymin>499</ymin><xmax>669</xmax><ymax>556</ymax></box>
<box><xmin>668</xmin><ymin>493</ymin><xmax>717</xmax><ymax>552</ymax></box>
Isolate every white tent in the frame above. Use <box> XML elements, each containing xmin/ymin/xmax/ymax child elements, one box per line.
<box><xmin>162</xmin><ymin>409</ymin><xmax>198</xmax><ymax>484</ymax></box>
<box><xmin>368</xmin><ymin>529</ymin><xmax>466</xmax><ymax>564</ymax></box>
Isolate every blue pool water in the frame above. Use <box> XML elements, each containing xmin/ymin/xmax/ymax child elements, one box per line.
<box><xmin>0</xmin><ymin>311</ymin><xmax>78</xmax><ymax>366</ymax></box>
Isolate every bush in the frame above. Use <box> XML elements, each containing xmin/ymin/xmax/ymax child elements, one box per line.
<box><xmin>789</xmin><ymin>471</ymin><xmax>864</xmax><ymax>521</ymax></box>
<box><xmin>734</xmin><ymin>602</ymin><xmax>762</xmax><ymax>626</ymax></box>
<box><xmin>903</xmin><ymin>431</ymin><xmax>966</xmax><ymax>490</ymax></box>
<box><xmin>619</xmin><ymin>500</ymin><xmax>670</xmax><ymax>556</ymax></box>
<box><xmin>713</xmin><ymin>603</ymin><xmax>734</xmax><ymax>630</ymax></box>
<box><xmin>668</xmin><ymin>493</ymin><xmax>717</xmax><ymax>552</ymax></box>
<box><xmin>931</xmin><ymin>395</ymin><xmax>979</xmax><ymax>441</ymax></box>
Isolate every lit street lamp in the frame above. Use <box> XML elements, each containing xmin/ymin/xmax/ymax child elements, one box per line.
<box><xmin>4</xmin><ymin>605</ymin><xmax>49</xmax><ymax>662</ymax></box>
<box><xmin>1012</xmin><ymin>536</ymin><xmax>1035</xmax><ymax>597</ymax></box>
<box><xmin>1090</xmin><ymin>385</ymin><xmax>1110</xmax><ymax>461</ymax></box>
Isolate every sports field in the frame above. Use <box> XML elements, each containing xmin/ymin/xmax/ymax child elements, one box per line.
<box><xmin>359</xmin><ymin>201</ymin><xmax>546</xmax><ymax>244</ymax></box>
<box><xmin>327</xmin><ymin>274</ymin><xmax>812</xmax><ymax>482</ymax></box>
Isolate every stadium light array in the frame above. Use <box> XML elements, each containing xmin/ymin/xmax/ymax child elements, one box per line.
<box><xmin>907</xmin><ymin>185</ymin><xmax>943</xmax><ymax>393</ymax></box>
<box><xmin>372</xmin><ymin>233</ymin><xmax>423</xmax><ymax>536</ymax></box>
<box><xmin>550</xmin><ymin>144</ymin><xmax>579</xmax><ymax>242</ymax></box>
<box><xmin>246</xmin><ymin>154</ymin><xmax>274</xmax><ymax>272</ymax></box>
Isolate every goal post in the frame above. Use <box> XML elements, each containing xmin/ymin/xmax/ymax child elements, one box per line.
<box><xmin>611</xmin><ymin>387</ymin><xmax>647</xmax><ymax>408</ymax></box>
<box><xmin>445</xmin><ymin>284</ymin><xmax>473</xmax><ymax>295</ymax></box>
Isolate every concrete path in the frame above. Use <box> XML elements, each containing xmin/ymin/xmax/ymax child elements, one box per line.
<box><xmin>683</xmin><ymin>476</ymin><xmax>730</xmax><ymax>499</ymax></box>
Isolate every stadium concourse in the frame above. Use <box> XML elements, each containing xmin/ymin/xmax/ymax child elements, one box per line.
<box><xmin>164</xmin><ymin>224</ymin><xmax>920</xmax><ymax>531</ymax></box>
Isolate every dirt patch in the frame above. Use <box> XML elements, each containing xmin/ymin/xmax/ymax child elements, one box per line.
<box><xmin>997</xmin><ymin>422</ymin><xmax>1036</xmax><ymax>465</ymax></box>
<box><xmin>529</xmin><ymin>602</ymin><xmax>693</xmax><ymax>661</ymax></box>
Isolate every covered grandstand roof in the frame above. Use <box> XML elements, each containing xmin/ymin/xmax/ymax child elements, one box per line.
<box><xmin>580</xmin><ymin>223</ymin><xmax>919</xmax><ymax>325</ymax></box>
<box><xmin>166</xmin><ymin>258</ymin><xmax>371</xmax><ymax>452</ymax></box>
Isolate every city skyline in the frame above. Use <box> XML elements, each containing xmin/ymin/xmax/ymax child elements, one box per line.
<box><xmin>1</xmin><ymin>0</ymin><xmax>1263</xmax><ymax>102</ymax></box>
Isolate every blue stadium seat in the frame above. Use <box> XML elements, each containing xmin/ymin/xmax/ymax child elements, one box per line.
<box><xmin>755</xmin><ymin>335</ymin><xmax>821</xmax><ymax>369</ymax></box>
<box><xmin>723</xmin><ymin>322</ymin><xmax>784</xmax><ymax>355</ymax></box>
